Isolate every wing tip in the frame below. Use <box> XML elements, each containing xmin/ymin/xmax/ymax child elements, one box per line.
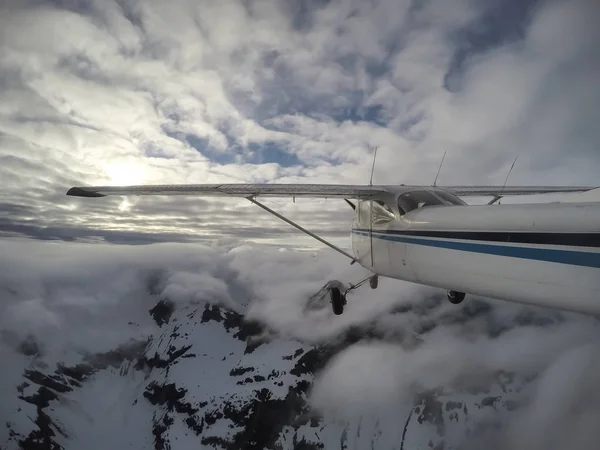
<box><xmin>67</xmin><ymin>187</ymin><xmax>105</xmax><ymax>197</ymax></box>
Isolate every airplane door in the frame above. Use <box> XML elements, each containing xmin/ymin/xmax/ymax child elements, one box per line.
<box><xmin>353</xmin><ymin>200</ymin><xmax>396</xmax><ymax>274</ymax></box>
<box><xmin>352</xmin><ymin>200</ymin><xmax>373</xmax><ymax>267</ymax></box>
<box><xmin>370</xmin><ymin>200</ymin><xmax>396</xmax><ymax>275</ymax></box>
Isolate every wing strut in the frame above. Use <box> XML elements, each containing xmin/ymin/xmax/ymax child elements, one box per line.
<box><xmin>247</xmin><ymin>197</ymin><xmax>357</xmax><ymax>263</ymax></box>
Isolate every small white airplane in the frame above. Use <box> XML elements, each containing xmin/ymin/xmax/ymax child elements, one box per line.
<box><xmin>67</xmin><ymin>183</ymin><xmax>600</xmax><ymax>316</ymax></box>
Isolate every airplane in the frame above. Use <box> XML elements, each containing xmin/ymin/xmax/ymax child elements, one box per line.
<box><xmin>67</xmin><ymin>183</ymin><xmax>600</xmax><ymax>316</ymax></box>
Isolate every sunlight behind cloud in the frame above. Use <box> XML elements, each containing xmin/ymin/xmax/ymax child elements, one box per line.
<box><xmin>118</xmin><ymin>198</ymin><xmax>132</xmax><ymax>212</ymax></box>
<box><xmin>103</xmin><ymin>161</ymin><xmax>147</xmax><ymax>186</ymax></box>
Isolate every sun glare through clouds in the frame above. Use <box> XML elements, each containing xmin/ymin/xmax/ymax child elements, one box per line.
<box><xmin>103</xmin><ymin>161</ymin><xmax>146</xmax><ymax>186</ymax></box>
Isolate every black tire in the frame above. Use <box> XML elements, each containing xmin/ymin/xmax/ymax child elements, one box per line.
<box><xmin>330</xmin><ymin>287</ymin><xmax>345</xmax><ymax>315</ymax></box>
<box><xmin>369</xmin><ymin>275</ymin><xmax>379</xmax><ymax>289</ymax></box>
<box><xmin>447</xmin><ymin>290</ymin><xmax>466</xmax><ymax>304</ymax></box>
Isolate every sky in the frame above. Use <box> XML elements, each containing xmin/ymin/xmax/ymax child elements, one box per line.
<box><xmin>0</xmin><ymin>0</ymin><xmax>599</xmax><ymax>244</ymax></box>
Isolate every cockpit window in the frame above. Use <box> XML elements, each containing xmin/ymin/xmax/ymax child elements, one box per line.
<box><xmin>434</xmin><ymin>190</ymin><xmax>467</xmax><ymax>206</ymax></box>
<box><xmin>372</xmin><ymin>200</ymin><xmax>395</xmax><ymax>224</ymax></box>
<box><xmin>398</xmin><ymin>191</ymin><xmax>444</xmax><ymax>214</ymax></box>
<box><xmin>358</xmin><ymin>200</ymin><xmax>370</xmax><ymax>226</ymax></box>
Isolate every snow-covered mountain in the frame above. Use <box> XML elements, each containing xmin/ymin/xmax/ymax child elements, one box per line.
<box><xmin>2</xmin><ymin>240</ymin><xmax>599</xmax><ymax>450</ymax></box>
<box><xmin>4</xmin><ymin>296</ymin><xmax>531</xmax><ymax>450</ymax></box>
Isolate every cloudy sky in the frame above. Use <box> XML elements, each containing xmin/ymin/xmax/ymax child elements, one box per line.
<box><xmin>1</xmin><ymin>0</ymin><xmax>599</xmax><ymax>244</ymax></box>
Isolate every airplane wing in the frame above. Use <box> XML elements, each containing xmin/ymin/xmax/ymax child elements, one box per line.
<box><xmin>67</xmin><ymin>184</ymin><xmax>596</xmax><ymax>198</ymax></box>
<box><xmin>443</xmin><ymin>186</ymin><xmax>597</xmax><ymax>197</ymax></box>
<box><xmin>66</xmin><ymin>184</ymin><xmax>596</xmax><ymax>199</ymax></box>
<box><xmin>66</xmin><ymin>184</ymin><xmax>387</xmax><ymax>198</ymax></box>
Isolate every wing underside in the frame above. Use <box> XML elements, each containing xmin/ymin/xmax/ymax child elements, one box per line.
<box><xmin>66</xmin><ymin>184</ymin><xmax>387</xmax><ymax>198</ymax></box>
<box><xmin>444</xmin><ymin>186</ymin><xmax>596</xmax><ymax>197</ymax></box>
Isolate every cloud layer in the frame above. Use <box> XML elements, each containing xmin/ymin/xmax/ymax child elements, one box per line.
<box><xmin>2</xmin><ymin>239</ymin><xmax>600</xmax><ymax>448</ymax></box>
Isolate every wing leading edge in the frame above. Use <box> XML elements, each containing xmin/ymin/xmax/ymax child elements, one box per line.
<box><xmin>66</xmin><ymin>184</ymin><xmax>387</xmax><ymax>199</ymax></box>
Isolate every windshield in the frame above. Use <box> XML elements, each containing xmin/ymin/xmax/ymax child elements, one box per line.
<box><xmin>398</xmin><ymin>190</ymin><xmax>444</xmax><ymax>214</ymax></box>
<box><xmin>434</xmin><ymin>190</ymin><xmax>467</xmax><ymax>206</ymax></box>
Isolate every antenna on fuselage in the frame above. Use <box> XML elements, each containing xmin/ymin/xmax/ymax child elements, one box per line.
<box><xmin>369</xmin><ymin>146</ymin><xmax>378</xmax><ymax>186</ymax></box>
<box><xmin>500</xmin><ymin>156</ymin><xmax>519</xmax><ymax>199</ymax></box>
<box><xmin>433</xmin><ymin>151</ymin><xmax>446</xmax><ymax>187</ymax></box>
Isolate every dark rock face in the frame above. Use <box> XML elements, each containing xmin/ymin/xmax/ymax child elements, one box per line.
<box><xmin>199</xmin><ymin>387</ymin><xmax>311</xmax><ymax>450</ymax></box>
<box><xmin>230</xmin><ymin>366</ymin><xmax>254</xmax><ymax>377</ymax></box>
<box><xmin>18</xmin><ymin>409</ymin><xmax>66</xmax><ymax>450</ymax></box>
<box><xmin>415</xmin><ymin>389</ymin><xmax>446</xmax><ymax>434</ymax></box>
<box><xmin>151</xmin><ymin>412</ymin><xmax>174</xmax><ymax>450</ymax></box>
<box><xmin>144</xmin><ymin>382</ymin><xmax>198</xmax><ymax>415</ymax></box>
<box><xmin>150</xmin><ymin>300</ymin><xmax>176</xmax><ymax>327</ymax></box>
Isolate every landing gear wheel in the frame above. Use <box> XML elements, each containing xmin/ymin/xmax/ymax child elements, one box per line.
<box><xmin>447</xmin><ymin>290</ymin><xmax>466</xmax><ymax>305</ymax></box>
<box><xmin>369</xmin><ymin>275</ymin><xmax>379</xmax><ymax>289</ymax></box>
<box><xmin>330</xmin><ymin>287</ymin><xmax>346</xmax><ymax>315</ymax></box>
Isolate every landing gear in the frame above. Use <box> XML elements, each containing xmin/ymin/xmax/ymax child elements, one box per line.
<box><xmin>323</xmin><ymin>274</ymin><xmax>378</xmax><ymax>315</ymax></box>
<box><xmin>447</xmin><ymin>290</ymin><xmax>466</xmax><ymax>304</ymax></box>
<box><xmin>330</xmin><ymin>287</ymin><xmax>346</xmax><ymax>315</ymax></box>
<box><xmin>369</xmin><ymin>275</ymin><xmax>379</xmax><ymax>289</ymax></box>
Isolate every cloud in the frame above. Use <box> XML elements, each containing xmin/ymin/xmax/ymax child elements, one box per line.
<box><xmin>0</xmin><ymin>0</ymin><xmax>597</xmax><ymax>244</ymax></box>
<box><xmin>0</xmin><ymin>238</ymin><xmax>407</xmax><ymax>357</ymax></box>
<box><xmin>504</xmin><ymin>343</ymin><xmax>600</xmax><ymax>450</ymax></box>
<box><xmin>310</xmin><ymin>305</ymin><xmax>600</xmax><ymax>448</ymax></box>
<box><xmin>309</xmin><ymin>343</ymin><xmax>407</xmax><ymax>417</ymax></box>
<box><xmin>0</xmin><ymin>239</ymin><xmax>230</xmax><ymax>358</ymax></box>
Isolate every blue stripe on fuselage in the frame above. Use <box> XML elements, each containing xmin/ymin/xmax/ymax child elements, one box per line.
<box><xmin>352</xmin><ymin>230</ymin><xmax>600</xmax><ymax>268</ymax></box>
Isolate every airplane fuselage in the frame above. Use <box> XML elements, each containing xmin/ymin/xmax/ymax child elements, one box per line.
<box><xmin>351</xmin><ymin>192</ymin><xmax>600</xmax><ymax>315</ymax></box>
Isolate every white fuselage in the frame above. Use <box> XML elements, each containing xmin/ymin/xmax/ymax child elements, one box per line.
<box><xmin>352</xmin><ymin>199</ymin><xmax>600</xmax><ymax>315</ymax></box>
